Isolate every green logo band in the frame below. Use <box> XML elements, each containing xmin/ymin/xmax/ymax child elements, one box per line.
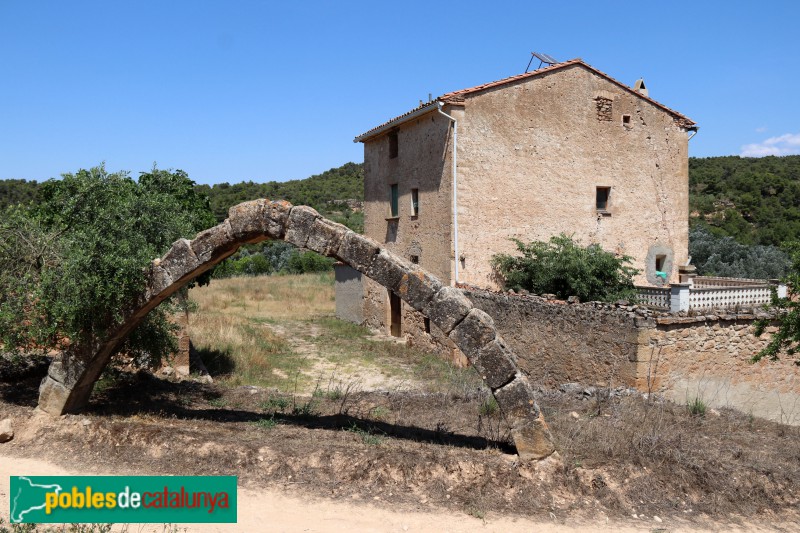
<box><xmin>10</xmin><ymin>476</ymin><xmax>237</xmax><ymax>524</ymax></box>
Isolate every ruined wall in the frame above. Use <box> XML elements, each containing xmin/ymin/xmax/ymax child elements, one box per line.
<box><xmin>334</xmin><ymin>264</ymin><xmax>364</xmax><ymax>325</ymax></box>
<box><xmin>463</xmin><ymin>287</ymin><xmax>800</xmax><ymax>425</ymax></box>
<box><xmin>361</xmin><ymin>108</ymin><xmax>455</xmax><ymax>335</ymax></box>
<box><xmin>456</xmin><ymin>64</ymin><xmax>690</xmax><ymax>288</ymax></box>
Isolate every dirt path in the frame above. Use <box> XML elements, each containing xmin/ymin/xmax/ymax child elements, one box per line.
<box><xmin>0</xmin><ymin>454</ymin><xmax>641</xmax><ymax>533</ymax></box>
<box><xmin>263</xmin><ymin>320</ymin><xmax>414</xmax><ymax>394</ymax></box>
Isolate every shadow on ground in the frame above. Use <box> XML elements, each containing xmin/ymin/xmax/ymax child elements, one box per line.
<box><xmin>2</xmin><ymin>367</ymin><xmax>513</xmax><ymax>454</ymax></box>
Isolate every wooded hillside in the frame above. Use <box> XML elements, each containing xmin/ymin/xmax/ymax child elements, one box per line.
<box><xmin>4</xmin><ymin>156</ymin><xmax>800</xmax><ymax>246</ymax></box>
<box><xmin>689</xmin><ymin>155</ymin><xmax>800</xmax><ymax>246</ymax></box>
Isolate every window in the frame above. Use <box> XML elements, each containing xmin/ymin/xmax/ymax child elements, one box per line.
<box><xmin>389</xmin><ymin>184</ymin><xmax>399</xmax><ymax>218</ymax></box>
<box><xmin>424</xmin><ymin>317</ymin><xmax>431</xmax><ymax>334</ymax></box>
<box><xmin>655</xmin><ymin>255</ymin><xmax>666</xmax><ymax>272</ymax></box>
<box><xmin>389</xmin><ymin>130</ymin><xmax>398</xmax><ymax>159</ymax></box>
<box><xmin>410</xmin><ymin>255</ymin><xmax>419</xmax><ymax>264</ymax></box>
<box><xmin>411</xmin><ymin>188</ymin><xmax>419</xmax><ymax>216</ymax></box>
<box><xmin>596</xmin><ymin>187</ymin><xmax>611</xmax><ymax>211</ymax></box>
<box><xmin>622</xmin><ymin>114</ymin><xmax>631</xmax><ymax>126</ymax></box>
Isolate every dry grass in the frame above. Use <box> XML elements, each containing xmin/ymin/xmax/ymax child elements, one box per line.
<box><xmin>308</xmin><ymin>316</ymin><xmax>483</xmax><ymax>396</ymax></box>
<box><xmin>544</xmin><ymin>391</ymin><xmax>800</xmax><ymax>518</ymax></box>
<box><xmin>189</xmin><ymin>272</ymin><xmax>335</xmax><ymax>321</ymax></box>
<box><xmin>187</xmin><ymin>272</ymin><xmax>482</xmax><ymax>396</ymax></box>
<box><xmin>187</xmin><ymin>273</ymin><xmax>335</xmax><ymax>390</ymax></box>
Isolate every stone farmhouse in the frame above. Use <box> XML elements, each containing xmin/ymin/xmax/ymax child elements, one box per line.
<box><xmin>341</xmin><ymin>58</ymin><xmax>698</xmax><ymax>344</ymax></box>
<box><xmin>335</xmin><ymin>60</ymin><xmax>800</xmax><ymax>425</ymax></box>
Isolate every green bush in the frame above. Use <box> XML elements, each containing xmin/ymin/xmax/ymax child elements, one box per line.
<box><xmin>754</xmin><ymin>241</ymin><xmax>800</xmax><ymax>363</ymax></box>
<box><xmin>286</xmin><ymin>250</ymin><xmax>334</xmax><ymax>274</ymax></box>
<box><xmin>491</xmin><ymin>234</ymin><xmax>639</xmax><ymax>303</ymax></box>
<box><xmin>213</xmin><ymin>241</ymin><xmax>333</xmax><ymax>279</ymax></box>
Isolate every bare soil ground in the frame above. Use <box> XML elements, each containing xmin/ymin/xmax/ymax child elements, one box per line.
<box><xmin>1</xmin><ymin>274</ymin><xmax>799</xmax><ymax>531</ymax></box>
<box><xmin>1</xmin><ymin>365</ymin><xmax>799</xmax><ymax>531</ymax></box>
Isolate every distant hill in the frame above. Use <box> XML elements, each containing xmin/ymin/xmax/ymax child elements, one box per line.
<box><xmin>689</xmin><ymin>155</ymin><xmax>800</xmax><ymax>246</ymax></box>
<box><xmin>0</xmin><ymin>179</ymin><xmax>39</xmax><ymax>210</ymax></box>
<box><xmin>0</xmin><ymin>162</ymin><xmax>365</xmax><ymax>232</ymax></box>
<box><xmin>195</xmin><ymin>162</ymin><xmax>364</xmax><ymax>230</ymax></box>
<box><xmin>6</xmin><ymin>156</ymin><xmax>800</xmax><ymax>245</ymax></box>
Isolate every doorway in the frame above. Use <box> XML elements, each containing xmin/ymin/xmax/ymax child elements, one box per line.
<box><xmin>389</xmin><ymin>290</ymin><xmax>402</xmax><ymax>337</ymax></box>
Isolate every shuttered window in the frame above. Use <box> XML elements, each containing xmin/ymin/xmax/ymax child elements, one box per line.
<box><xmin>390</xmin><ymin>184</ymin><xmax>399</xmax><ymax>217</ymax></box>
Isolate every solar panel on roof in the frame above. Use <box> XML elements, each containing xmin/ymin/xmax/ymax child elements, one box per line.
<box><xmin>526</xmin><ymin>52</ymin><xmax>559</xmax><ymax>72</ymax></box>
<box><xmin>540</xmin><ymin>53</ymin><xmax>558</xmax><ymax>64</ymax></box>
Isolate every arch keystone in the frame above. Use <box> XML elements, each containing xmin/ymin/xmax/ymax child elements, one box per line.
<box><xmin>228</xmin><ymin>199</ymin><xmax>290</xmax><ymax>241</ymax></box>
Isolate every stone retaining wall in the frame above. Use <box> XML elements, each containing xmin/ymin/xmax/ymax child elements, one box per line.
<box><xmin>462</xmin><ymin>287</ymin><xmax>800</xmax><ymax>425</ymax></box>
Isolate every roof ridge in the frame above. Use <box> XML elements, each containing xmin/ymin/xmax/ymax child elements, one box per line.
<box><xmin>354</xmin><ymin>59</ymin><xmax>696</xmax><ymax>142</ymax></box>
<box><xmin>437</xmin><ymin>58</ymin><xmax>584</xmax><ymax>101</ymax></box>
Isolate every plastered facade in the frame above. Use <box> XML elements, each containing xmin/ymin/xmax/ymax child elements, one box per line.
<box><xmin>455</xmin><ymin>64</ymin><xmax>689</xmax><ymax>288</ymax></box>
<box><xmin>361</xmin><ymin>109</ymin><xmax>456</xmax><ymax>337</ymax></box>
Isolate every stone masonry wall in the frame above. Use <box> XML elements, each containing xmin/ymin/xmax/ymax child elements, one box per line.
<box><xmin>464</xmin><ymin>289</ymin><xmax>643</xmax><ymax>387</ymax></box>
<box><xmin>462</xmin><ymin>286</ymin><xmax>800</xmax><ymax>425</ymax></box>
<box><xmin>644</xmin><ymin>316</ymin><xmax>800</xmax><ymax>425</ymax></box>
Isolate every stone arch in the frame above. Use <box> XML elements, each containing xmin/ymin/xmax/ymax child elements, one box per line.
<box><xmin>37</xmin><ymin>200</ymin><xmax>555</xmax><ymax>460</ymax></box>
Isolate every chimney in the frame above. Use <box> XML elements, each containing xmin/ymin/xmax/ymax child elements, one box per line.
<box><xmin>633</xmin><ymin>78</ymin><xmax>648</xmax><ymax>97</ymax></box>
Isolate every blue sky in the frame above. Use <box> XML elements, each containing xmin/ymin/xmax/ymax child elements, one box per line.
<box><xmin>1</xmin><ymin>1</ymin><xmax>798</xmax><ymax>185</ymax></box>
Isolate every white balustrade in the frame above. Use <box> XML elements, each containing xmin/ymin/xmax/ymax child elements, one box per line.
<box><xmin>636</xmin><ymin>277</ymin><xmax>784</xmax><ymax>312</ymax></box>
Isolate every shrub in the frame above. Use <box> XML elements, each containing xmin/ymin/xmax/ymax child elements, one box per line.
<box><xmin>491</xmin><ymin>234</ymin><xmax>639</xmax><ymax>303</ymax></box>
<box><xmin>689</xmin><ymin>226</ymin><xmax>790</xmax><ymax>279</ymax></box>
<box><xmin>212</xmin><ymin>241</ymin><xmax>333</xmax><ymax>279</ymax></box>
<box><xmin>286</xmin><ymin>250</ymin><xmax>334</xmax><ymax>274</ymax></box>
<box><xmin>754</xmin><ymin>241</ymin><xmax>800</xmax><ymax>363</ymax></box>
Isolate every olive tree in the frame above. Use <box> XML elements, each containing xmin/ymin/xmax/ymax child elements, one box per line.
<box><xmin>0</xmin><ymin>164</ymin><xmax>216</xmax><ymax>367</ymax></box>
<box><xmin>755</xmin><ymin>242</ymin><xmax>800</xmax><ymax>364</ymax></box>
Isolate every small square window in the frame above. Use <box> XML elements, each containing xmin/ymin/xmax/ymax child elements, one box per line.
<box><xmin>596</xmin><ymin>187</ymin><xmax>611</xmax><ymax>211</ymax></box>
<box><xmin>389</xmin><ymin>131</ymin><xmax>398</xmax><ymax>159</ymax></box>
<box><xmin>411</xmin><ymin>188</ymin><xmax>419</xmax><ymax>216</ymax></box>
<box><xmin>622</xmin><ymin>114</ymin><xmax>631</xmax><ymax>126</ymax></box>
<box><xmin>389</xmin><ymin>184</ymin><xmax>399</xmax><ymax>217</ymax></box>
<box><xmin>410</xmin><ymin>255</ymin><xmax>419</xmax><ymax>264</ymax></box>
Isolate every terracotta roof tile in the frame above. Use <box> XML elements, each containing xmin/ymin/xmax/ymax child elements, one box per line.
<box><xmin>354</xmin><ymin>59</ymin><xmax>697</xmax><ymax>142</ymax></box>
